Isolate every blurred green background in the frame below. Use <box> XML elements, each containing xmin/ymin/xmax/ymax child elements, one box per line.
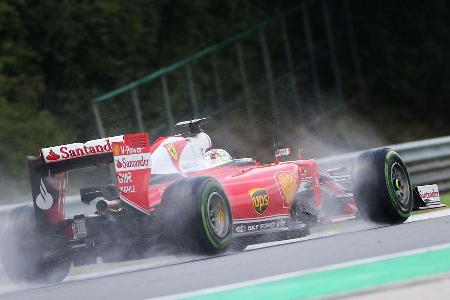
<box><xmin>0</xmin><ymin>0</ymin><xmax>449</xmax><ymax>201</ymax></box>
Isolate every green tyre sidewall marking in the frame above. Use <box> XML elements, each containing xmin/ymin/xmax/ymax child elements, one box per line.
<box><xmin>200</xmin><ymin>180</ymin><xmax>232</xmax><ymax>250</ymax></box>
<box><xmin>384</xmin><ymin>150</ymin><xmax>411</xmax><ymax>218</ymax></box>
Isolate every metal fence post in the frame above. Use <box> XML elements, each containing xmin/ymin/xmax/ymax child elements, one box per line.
<box><xmin>322</xmin><ymin>0</ymin><xmax>344</xmax><ymax>102</ymax></box>
<box><xmin>344</xmin><ymin>0</ymin><xmax>364</xmax><ymax>91</ymax></box>
<box><xmin>131</xmin><ymin>88</ymin><xmax>145</xmax><ymax>132</ymax></box>
<box><xmin>92</xmin><ymin>101</ymin><xmax>106</xmax><ymax>138</ymax></box>
<box><xmin>235</xmin><ymin>42</ymin><xmax>257</xmax><ymax>138</ymax></box>
<box><xmin>185</xmin><ymin>64</ymin><xmax>199</xmax><ymax>117</ymax></box>
<box><xmin>281</xmin><ymin>15</ymin><xmax>301</xmax><ymax>119</ymax></box>
<box><xmin>259</xmin><ymin>29</ymin><xmax>280</xmax><ymax>136</ymax></box>
<box><xmin>211</xmin><ymin>53</ymin><xmax>224</xmax><ymax>107</ymax></box>
<box><xmin>161</xmin><ymin>76</ymin><xmax>175</xmax><ymax>133</ymax></box>
<box><xmin>302</xmin><ymin>4</ymin><xmax>322</xmax><ymax>104</ymax></box>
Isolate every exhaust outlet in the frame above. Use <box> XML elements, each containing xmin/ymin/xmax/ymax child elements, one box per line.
<box><xmin>96</xmin><ymin>199</ymin><xmax>122</xmax><ymax>214</ymax></box>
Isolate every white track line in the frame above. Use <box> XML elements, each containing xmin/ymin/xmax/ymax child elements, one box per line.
<box><xmin>151</xmin><ymin>242</ymin><xmax>450</xmax><ymax>300</ymax></box>
<box><xmin>65</xmin><ymin>255</ymin><xmax>180</xmax><ymax>282</ymax></box>
<box><xmin>247</xmin><ymin>209</ymin><xmax>450</xmax><ymax>251</ymax></box>
<box><xmin>0</xmin><ymin>256</ymin><xmax>184</xmax><ymax>295</ymax></box>
<box><xmin>2</xmin><ymin>209</ymin><xmax>449</xmax><ymax>294</ymax></box>
<box><xmin>407</xmin><ymin>208</ymin><xmax>450</xmax><ymax>222</ymax></box>
<box><xmin>246</xmin><ymin>229</ymin><xmax>361</xmax><ymax>250</ymax></box>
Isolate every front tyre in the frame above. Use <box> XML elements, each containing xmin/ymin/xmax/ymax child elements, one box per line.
<box><xmin>352</xmin><ymin>148</ymin><xmax>413</xmax><ymax>224</ymax></box>
<box><xmin>159</xmin><ymin>177</ymin><xmax>232</xmax><ymax>254</ymax></box>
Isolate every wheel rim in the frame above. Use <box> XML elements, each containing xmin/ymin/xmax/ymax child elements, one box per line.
<box><xmin>207</xmin><ymin>192</ymin><xmax>230</xmax><ymax>238</ymax></box>
<box><xmin>390</xmin><ymin>162</ymin><xmax>410</xmax><ymax>206</ymax></box>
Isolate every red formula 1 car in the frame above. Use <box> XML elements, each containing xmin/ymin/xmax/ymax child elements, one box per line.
<box><xmin>0</xmin><ymin>118</ymin><xmax>443</xmax><ymax>284</ymax></box>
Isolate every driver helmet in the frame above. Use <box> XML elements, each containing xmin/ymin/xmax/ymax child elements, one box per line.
<box><xmin>204</xmin><ymin>149</ymin><xmax>232</xmax><ymax>163</ymax></box>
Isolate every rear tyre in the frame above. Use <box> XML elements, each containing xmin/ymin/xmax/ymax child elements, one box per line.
<box><xmin>0</xmin><ymin>204</ymin><xmax>70</xmax><ymax>284</ymax></box>
<box><xmin>352</xmin><ymin>148</ymin><xmax>413</xmax><ymax>224</ymax></box>
<box><xmin>159</xmin><ymin>177</ymin><xmax>232</xmax><ymax>254</ymax></box>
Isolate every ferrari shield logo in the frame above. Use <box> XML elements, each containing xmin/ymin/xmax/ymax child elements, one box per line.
<box><xmin>113</xmin><ymin>145</ymin><xmax>121</xmax><ymax>156</ymax></box>
<box><xmin>249</xmin><ymin>188</ymin><xmax>269</xmax><ymax>215</ymax></box>
<box><xmin>165</xmin><ymin>144</ymin><xmax>178</xmax><ymax>160</ymax></box>
<box><xmin>275</xmin><ymin>172</ymin><xmax>298</xmax><ymax>207</ymax></box>
<box><xmin>162</xmin><ymin>140</ymin><xmax>188</xmax><ymax>174</ymax></box>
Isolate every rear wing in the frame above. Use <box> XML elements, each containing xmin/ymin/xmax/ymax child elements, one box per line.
<box><xmin>28</xmin><ymin>133</ymin><xmax>152</xmax><ymax>226</ymax></box>
<box><xmin>31</xmin><ymin>135</ymin><xmax>124</xmax><ymax>174</ymax></box>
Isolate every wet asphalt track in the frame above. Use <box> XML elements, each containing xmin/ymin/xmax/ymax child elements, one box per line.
<box><xmin>1</xmin><ymin>211</ymin><xmax>450</xmax><ymax>300</ymax></box>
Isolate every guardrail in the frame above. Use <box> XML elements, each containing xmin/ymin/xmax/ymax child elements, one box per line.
<box><xmin>317</xmin><ymin>135</ymin><xmax>450</xmax><ymax>192</ymax></box>
<box><xmin>1</xmin><ymin>135</ymin><xmax>450</xmax><ymax>214</ymax></box>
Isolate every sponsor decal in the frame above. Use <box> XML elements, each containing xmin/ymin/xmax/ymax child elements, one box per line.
<box><xmin>59</xmin><ymin>140</ymin><xmax>112</xmax><ymax>158</ymax></box>
<box><xmin>46</xmin><ymin>149</ymin><xmax>60</xmax><ymax>161</ymax></box>
<box><xmin>42</xmin><ymin>136</ymin><xmax>123</xmax><ymax>163</ymax></box>
<box><xmin>420</xmin><ymin>190</ymin><xmax>439</xmax><ymax>200</ymax></box>
<box><xmin>115</xmin><ymin>153</ymin><xmax>151</xmax><ymax>171</ymax></box>
<box><xmin>111</xmin><ymin>133</ymin><xmax>152</xmax><ymax>214</ymax></box>
<box><xmin>114</xmin><ymin>150</ymin><xmax>151</xmax><ymax>193</ymax></box>
<box><xmin>417</xmin><ymin>184</ymin><xmax>440</xmax><ymax>204</ymax></box>
<box><xmin>235</xmin><ymin>224</ymin><xmax>246</xmax><ymax>233</ymax></box>
<box><xmin>119</xmin><ymin>185</ymin><xmax>136</xmax><ymax>193</ymax></box>
<box><xmin>275</xmin><ymin>148</ymin><xmax>291</xmax><ymax>157</ymax></box>
<box><xmin>115</xmin><ymin>145</ymin><xmax>143</xmax><ymax>155</ymax></box>
<box><xmin>35</xmin><ymin>179</ymin><xmax>54</xmax><ymax>210</ymax></box>
<box><xmin>277</xmin><ymin>218</ymin><xmax>286</xmax><ymax>227</ymax></box>
<box><xmin>116</xmin><ymin>170</ymin><xmax>136</xmax><ymax>194</ymax></box>
<box><xmin>249</xmin><ymin>188</ymin><xmax>269</xmax><ymax>215</ymax></box>
<box><xmin>275</xmin><ymin>171</ymin><xmax>299</xmax><ymax>207</ymax></box>
<box><xmin>233</xmin><ymin>217</ymin><xmax>288</xmax><ymax>234</ymax></box>
<box><xmin>117</xmin><ymin>172</ymin><xmax>133</xmax><ymax>183</ymax></box>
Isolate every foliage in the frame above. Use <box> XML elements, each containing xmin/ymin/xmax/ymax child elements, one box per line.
<box><xmin>0</xmin><ymin>97</ymin><xmax>70</xmax><ymax>199</ymax></box>
<box><xmin>0</xmin><ymin>0</ymin><xmax>449</xmax><ymax>188</ymax></box>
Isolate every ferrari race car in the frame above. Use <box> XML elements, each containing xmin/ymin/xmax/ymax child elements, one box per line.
<box><xmin>0</xmin><ymin>118</ymin><xmax>443</xmax><ymax>284</ymax></box>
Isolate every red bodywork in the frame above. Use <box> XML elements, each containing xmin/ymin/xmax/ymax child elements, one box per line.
<box><xmin>32</xmin><ymin>132</ymin><xmax>356</xmax><ymax>235</ymax></box>
<box><xmin>148</xmin><ymin>160</ymin><xmax>321</xmax><ymax>221</ymax></box>
<box><xmin>144</xmin><ymin>134</ymin><xmax>355</xmax><ymax>231</ymax></box>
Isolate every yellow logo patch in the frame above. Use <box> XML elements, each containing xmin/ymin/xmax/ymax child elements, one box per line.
<box><xmin>275</xmin><ymin>172</ymin><xmax>298</xmax><ymax>207</ymax></box>
<box><xmin>165</xmin><ymin>144</ymin><xmax>178</xmax><ymax>160</ymax></box>
<box><xmin>249</xmin><ymin>188</ymin><xmax>270</xmax><ymax>215</ymax></box>
<box><xmin>113</xmin><ymin>145</ymin><xmax>120</xmax><ymax>156</ymax></box>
